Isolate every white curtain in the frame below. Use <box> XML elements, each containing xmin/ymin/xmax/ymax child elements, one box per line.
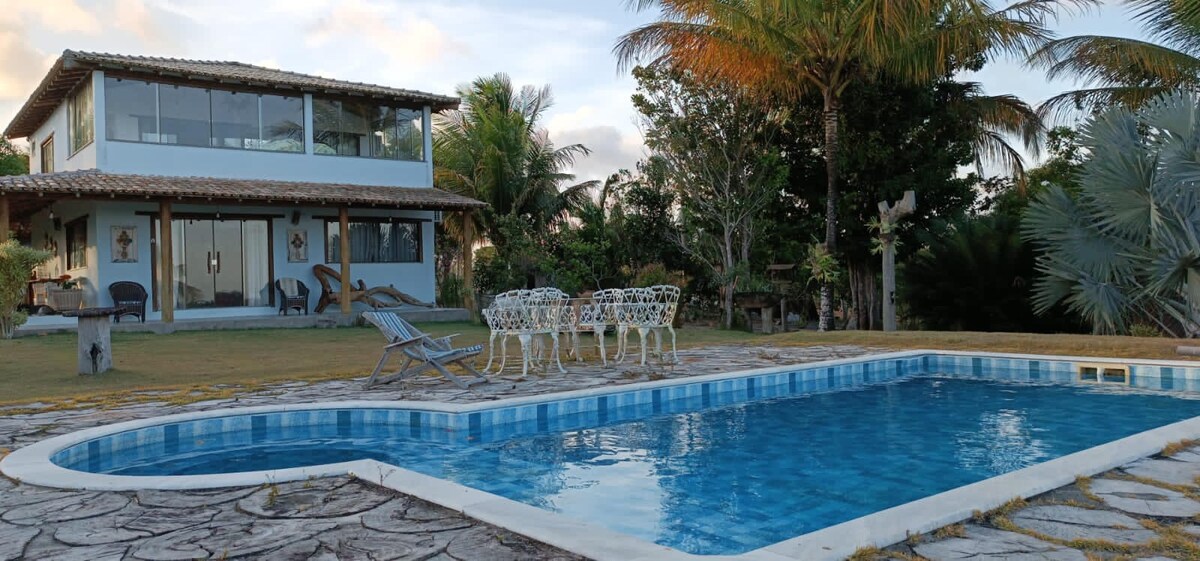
<box><xmin>242</xmin><ymin>220</ymin><xmax>270</xmax><ymax>307</ymax></box>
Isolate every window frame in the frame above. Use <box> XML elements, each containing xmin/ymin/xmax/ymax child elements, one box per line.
<box><xmin>65</xmin><ymin>216</ymin><xmax>88</xmax><ymax>271</ymax></box>
<box><xmin>323</xmin><ymin>217</ymin><xmax>424</xmax><ymax>264</ymax></box>
<box><xmin>312</xmin><ymin>96</ymin><xmax>425</xmax><ymax>161</ymax></box>
<box><xmin>102</xmin><ymin>76</ymin><xmax>306</xmax><ymax>154</ymax></box>
<box><xmin>67</xmin><ymin>79</ymin><xmax>95</xmax><ymax>156</ymax></box>
<box><xmin>39</xmin><ymin>135</ymin><xmax>54</xmax><ymax>173</ymax></box>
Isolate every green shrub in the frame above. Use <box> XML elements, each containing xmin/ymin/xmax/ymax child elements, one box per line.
<box><xmin>1129</xmin><ymin>324</ymin><xmax>1162</xmax><ymax>338</ymax></box>
<box><xmin>438</xmin><ymin>274</ymin><xmax>465</xmax><ymax>308</ymax></box>
<box><xmin>0</xmin><ymin>241</ymin><xmax>52</xmax><ymax>339</ymax></box>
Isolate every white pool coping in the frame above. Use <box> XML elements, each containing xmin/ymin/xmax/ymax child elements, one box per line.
<box><xmin>4</xmin><ymin>349</ymin><xmax>1200</xmax><ymax>561</ymax></box>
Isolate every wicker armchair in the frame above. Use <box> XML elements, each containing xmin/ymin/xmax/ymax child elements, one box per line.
<box><xmin>276</xmin><ymin>278</ymin><xmax>310</xmax><ymax>315</ymax></box>
<box><xmin>108</xmin><ymin>281</ymin><xmax>148</xmax><ymax>323</ymax></box>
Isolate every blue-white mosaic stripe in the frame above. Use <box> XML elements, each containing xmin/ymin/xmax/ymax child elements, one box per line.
<box><xmin>50</xmin><ymin>353</ymin><xmax>1200</xmax><ymax>470</ymax></box>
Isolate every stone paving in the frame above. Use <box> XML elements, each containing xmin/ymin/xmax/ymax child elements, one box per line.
<box><xmin>887</xmin><ymin>453</ymin><xmax>1200</xmax><ymax>561</ymax></box>
<box><xmin>0</xmin><ymin>343</ymin><xmax>883</xmax><ymax>560</ymax></box>
<box><xmin>6</xmin><ymin>341</ymin><xmax>1200</xmax><ymax>560</ymax></box>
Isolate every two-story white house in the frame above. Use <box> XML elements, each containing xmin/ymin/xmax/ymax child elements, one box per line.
<box><xmin>0</xmin><ymin>51</ymin><xmax>484</xmax><ymax>329</ymax></box>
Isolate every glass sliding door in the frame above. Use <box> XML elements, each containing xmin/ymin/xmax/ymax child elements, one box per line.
<box><xmin>166</xmin><ymin>217</ymin><xmax>271</xmax><ymax>309</ymax></box>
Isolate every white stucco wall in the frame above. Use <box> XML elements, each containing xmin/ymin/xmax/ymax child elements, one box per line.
<box><xmin>33</xmin><ymin>202</ymin><xmax>436</xmax><ymax>319</ymax></box>
<box><xmin>27</xmin><ymin>73</ymin><xmax>98</xmax><ymax>174</ymax></box>
<box><xmin>101</xmin><ymin>141</ymin><xmax>432</xmax><ymax>186</ymax></box>
<box><xmin>28</xmin><ymin>200</ymin><xmax>101</xmax><ymax>306</ymax></box>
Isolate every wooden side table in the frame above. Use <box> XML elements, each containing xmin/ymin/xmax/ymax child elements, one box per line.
<box><xmin>61</xmin><ymin>307</ymin><xmax>123</xmax><ymax>375</ymax></box>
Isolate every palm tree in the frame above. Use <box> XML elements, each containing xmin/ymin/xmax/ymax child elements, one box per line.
<box><xmin>434</xmin><ymin>74</ymin><xmax>597</xmax><ymax>302</ymax></box>
<box><xmin>1022</xmin><ymin>91</ymin><xmax>1200</xmax><ymax>336</ymax></box>
<box><xmin>1031</xmin><ymin>0</ymin><xmax>1200</xmax><ymax>118</ymax></box>
<box><xmin>616</xmin><ymin>0</ymin><xmax>1075</xmax><ymax>331</ymax></box>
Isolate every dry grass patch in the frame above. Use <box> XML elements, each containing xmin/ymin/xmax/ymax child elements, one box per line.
<box><xmin>767</xmin><ymin>330</ymin><xmax>1199</xmax><ymax>361</ymax></box>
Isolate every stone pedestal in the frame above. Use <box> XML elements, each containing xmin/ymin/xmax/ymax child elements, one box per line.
<box><xmin>62</xmin><ymin>307</ymin><xmax>122</xmax><ymax>375</ymax></box>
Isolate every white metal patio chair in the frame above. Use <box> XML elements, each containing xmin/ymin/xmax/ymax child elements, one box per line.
<box><xmin>523</xmin><ymin>287</ymin><xmax>569</xmax><ymax>375</ymax></box>
<box><xmin>482</xmin><ymin>289</ymin><xmax>525</xmax><ymax>373</ymax></box>
<box><xmin>362</xmin><ymin>311</ymin><xmax>487</xmax><ymax>389</ymax></box>
<box><xmin>578</xmin><ymin>288</ymin><xmax>623</xmax><ymax>366</ymax></box>
<box><xmin>614</xmin><ymin>285</ymin><xmax>681</xmax><ymax>365</ymax></box>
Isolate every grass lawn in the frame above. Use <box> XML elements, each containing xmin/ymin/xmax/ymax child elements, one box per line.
<box><xmin>0</xmin><ymin>322</ymin><xmax>1194</xmax><ymax>406</ymax></box>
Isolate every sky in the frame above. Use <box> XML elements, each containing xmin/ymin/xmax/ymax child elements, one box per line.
<box><xmin>0</xmin><ymin>0</ymin><xmax>1149</xmax><ymax>184</ymax></box>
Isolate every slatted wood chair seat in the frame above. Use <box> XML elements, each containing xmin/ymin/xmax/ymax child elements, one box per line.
<box><xmin>362</xmin><ymin>311</ymin><xmax>487</xmax><ymax>389</ymax></box>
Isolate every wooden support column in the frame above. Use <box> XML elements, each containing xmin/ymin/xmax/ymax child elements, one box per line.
<box><xmin>461</xmin><ymin>211</ymin><xmax>476</xmax><ymax>318</ymax></box>
<box><xmin>338</xmin><ymin>206</ymin><xmax>351</xmax><ymax>315</ymax></box>
<box><xmin>159</xmin><ymin>200</ymin><xmax>174</xmax><ymax>324</ymax></box>
<box><xmin>0</xmin><ymin>195</ymin><xmax>9</xmax><ymax>243</ymax></box>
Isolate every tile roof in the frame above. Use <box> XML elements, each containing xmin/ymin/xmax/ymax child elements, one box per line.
<box><xmin>5</xmin><ymin>50</ymin><xmax>460</xmax><ymax>138</ymax></box>
<box><xmin>0</xmin><ymin>170</ymin><xmax>486</xmax><ymax>210</ymax></box>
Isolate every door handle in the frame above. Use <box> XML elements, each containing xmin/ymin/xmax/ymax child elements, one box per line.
<box><xmin>216</xmin><ymin>251</ymin><xmax>221</xmax><ymax>274</ymax></box>
<box><xmin>207</xmin><ymin>251</ymin><xmax>212</xmax><ymax>274</ymax></box>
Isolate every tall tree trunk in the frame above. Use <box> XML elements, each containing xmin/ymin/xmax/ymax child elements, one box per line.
<box><xmin>722</xmin><ymin>228</ymin><xmax>736</xmax><ymax>329</ymax></box>
<box><xmin>847</xmin><ymin>258</ymin><xmax>880</xmax><ymax>331</ymax></box>
<box><xmin>818</xmin><ymin>94</ymin><xmax>840</xmax><ymax>332</ymax></box>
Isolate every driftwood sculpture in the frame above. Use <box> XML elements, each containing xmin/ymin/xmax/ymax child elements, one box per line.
<box><xmin>312</xmin><ymin>264</ymin><xmax>435</xmax><ymax>313</ymax></box>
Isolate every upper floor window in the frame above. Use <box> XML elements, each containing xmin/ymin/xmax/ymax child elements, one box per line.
<box><xmin>313</xmin><ymin>98</ymin><xmax>423</xmax><ymax>161</ymax></box>
<box><xmin>40</xmin><ymin>136</ymin><xmax>54</xmax><ymax>173</ymax></box>
<box><xmin>68</xmin><ymin>80</ymin><xmax>94</xmax><ymax>154</ymax></box>
<box><xmin>104</xmin><ymin>77</ymin><xmax>304</xmax><ymax>153</ymax></box>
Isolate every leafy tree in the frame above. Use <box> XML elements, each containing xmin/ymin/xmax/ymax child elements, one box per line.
<box><xmin>1031</xmin><ymin>0</ymin><xmax>1200</xmax><ymax>117</ymax></box>
<box><xmin>434</xmin><ymin>74</ymin><xmax>598</xmax><ymax>299</ymax></box>
<box><xmin>901</xmin><ymin>214</ymin><xmax>1085</xmax><ymax>332</ymax></box>
<box><xmin>0</xmin><ymin>138</ymin><xmax>28</xmax><ymax>176</ymax></box>
<box><xmin>616</xmin><ymin>0</ymin><xmax>1065</xmax><ymax>331</ymax></box>
<box><xmin>631</xmin><ymin>65</ymin><xmax>788</xmax><ymax>328</ymax></box>
<box><xmin>1023</xmin><ymin>92</ymin><xmax>1200</xmax><ymax>336</ymax></box>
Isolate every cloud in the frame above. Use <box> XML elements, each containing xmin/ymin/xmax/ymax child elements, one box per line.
<box><xmin>0</xmin><ymin>0</ymin><xmax>101</xmax><ymax>34</ymax></box>
<box><xmin>551</xmin><ymin>125</ymin><xmax>646</xmax><ymax>185</ymax></box>
<box><xmin>0</xmin><ymin>24</ymin><xmax>53</xmax><ymax>103</ymax></box>
<box><xmin>305</xmin><ymin>0</ymin><xmax>469</xmax><ymax>69</ymax></box>
<box><xmin>111</xmin><ymin>0</ymin><xmax>176</xmax><ymax>51</ymax></box>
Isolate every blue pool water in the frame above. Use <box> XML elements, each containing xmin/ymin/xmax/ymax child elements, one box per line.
<box><xmin>56</xmin><ymin>376</ymin><xmax>1200</xmax><ymax>555</ymax></box>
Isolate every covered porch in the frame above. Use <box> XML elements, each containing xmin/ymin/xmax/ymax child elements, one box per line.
<box><xmin>0</xmin><ymin>170</ymin><xmax>485</xmax><ymax>332</ymax></box>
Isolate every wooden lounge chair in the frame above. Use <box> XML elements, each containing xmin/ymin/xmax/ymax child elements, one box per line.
<box><xmin>362</xmin><ymin>311</ymin><xmax>488</xmax><ymax>389</ymax></box>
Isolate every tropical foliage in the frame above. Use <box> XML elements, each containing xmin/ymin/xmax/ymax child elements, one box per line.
<box><xmin>1023</xmin><ymin>92</ymin><xmax>1200</xmax><ymax>336</ymax></box>
<box><xmin>434</xmin><ymin>74</ymin><xmax>597</xmax><ymax>296</ymax></box>
<box><xmin>0</xmin><ymin>241</ymin><xmax>51</xmax><ymax>339</ymax></box>
<box><xmin>1031</xmin><ymin>0</ymin><xmax>1200</xmax><ymax>117</ymax></box>
<box><xmin>632</xmin><ymin>65</ymin><xmax>788</xmax><ymax>328</ymax></box>
<box><xmin>615</xmin><ymin>0</ymin><xmax>1070</xmax><ymax>330</ymax></box>
<box><xmin>0</xmin><ymin>138</ymin><xmax>28</xmax><ymax>177</ymax></box>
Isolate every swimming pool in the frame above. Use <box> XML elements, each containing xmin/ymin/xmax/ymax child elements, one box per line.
<box><xmin>8</xmin><ymin>351</ymin><xmax>1200</xmax><ymax>560</ymax></box>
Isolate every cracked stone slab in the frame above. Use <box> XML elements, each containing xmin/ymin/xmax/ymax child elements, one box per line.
<box><xmin>0</xmin><ymin>486</ymin><xmax>88</xmax><ymax>509</ymax></box>
<box><xmin>130</xmin><ymin>519</ymin><xmax>338</xmax><ymax>560</ymax></box>
<box><xmin>361</xmin><ymin>499</ymin><xmax>474</xmax><ymax>534</ymax></box>
<box><xmin>1</xmin><ymin>492</ymin><xmax>130</xmax><ymax>525</ymax></box>
<box><xmin>912</xmin><ymin>525</ymin><xmax>1087</xmax><ymax>561</ymax></box>
<box><xmin>136</xmin><ymin>487</ymin><xmax>256</xmax><ymax>509</ymax></box>
<box><xmin>315</xmin><ymin>530</ymin><xmax>447</xmax><ymax>560</ymax></box>
<box><xmin>1090</xmin><ymin>479</ymin><xmax>1200</xmax><ymax>518</ymax></box>
<box><xmin>1123</xmin><ymin>457</ymin><xmax>1200</xmax><ymax>487</ymax></box>
<box><xmin>53</xmin><ymin>506</ymin><xmax>221</xmax><ymax>545</ymax></box>
<box><xmin>24</xmin><ymin>542</ymin><xmax>130</xmax><ymax>561</ymax></box>
<box><xmin>446</xmin><ymin>526</ymin><xmax>575</xmax><ymax>561</ymax></box>
<box><xmin>0</xmin><ymin>523</ymin><xmax>39</xmax><ymax>560</ymax></box>
<box><xmin>238</xmin><ymin>479</ymin><xmax>392</xmax><ymax>519</ymax></box>
<box><xmin>1009</xmin><ymin>505</ymin><xmax>1156</xmax><ymax>544</ymax></box>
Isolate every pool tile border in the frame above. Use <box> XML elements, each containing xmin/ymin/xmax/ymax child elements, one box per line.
<box><xmin>6</xmin><ymin>349</ymin><xmax>1200</xmax><ymax>561</ymax></box>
